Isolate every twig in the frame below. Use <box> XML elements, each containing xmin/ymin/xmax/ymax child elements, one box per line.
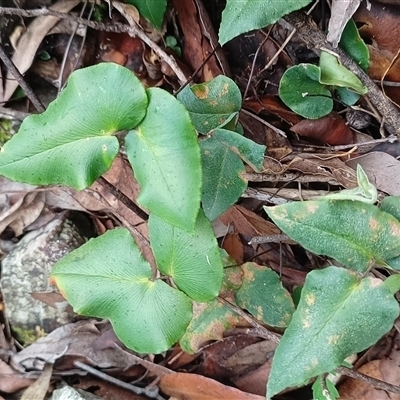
<box><xmin>74</xmin><ymin>360</ymin><xmax>166</xmax><ymax>400</ymax></box>
<box><xmin>217</xmin><ymin>296</ymin><xmax>281</xmax><ymax>343</ymax></box>
<box><xmin>0</xmin><ymin>6</ymin><xmax>188</xmax><ymax>84</ymax></box>
<box><xmin>0</xmin><ymin>43</ymin><xmax>44</xmax><ymax>112</ymax></box>
<box><xmin>284</xmin><ymin>11</ymin><xmax>400</xmax><ymax>137</ymax></box>
<box><xmin>0</xmin><ymin>106</ymin><xmax>29</xmax><ymax>120</ymax></box>
<box><xmin>241</xmin><ymin>108</ymin><xmax>287</xmax><ymax>138</ymax></box>
<box><xmin>112</xmin><ymin>2</ymin><xmax>188</xmax><ymax>85</ymax></box>
<box><xmin>337</xmin><ymin>366</ymin><xmax>400</xmax><ymax>395</ymax></box>
<box><xmin>97</xmin><ymin>176</ymin><xmax>148</xmax><ymax>222</ymax></box>
<box><xmin>244</xmin><ymin>172</ymin><xmax>340</xmax><ymax>185</ymax></box>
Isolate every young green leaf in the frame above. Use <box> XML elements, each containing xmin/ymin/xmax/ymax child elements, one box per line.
<box><xmin>125</xmin><ymin>87</ymin><xmax>202</xmax><ymax>232</ymax></box>
<box><xmin>267</xmin><ymin>266</ymin><xmax>399</xmax><ymax>398</ymax></box>
<box><xmin>124</xmin><ymin>0</ymin><xmax>167</xmax><ymax>29</ymax></box>
<box><xmin>265</xmin><ymin>200</ymin><xmax>400</xmax><ymax>272</ymax></box>
<box><xmin>317</xmin><ymin>164</ymin><xmax>377</xmax><ymax>204</ymax></box>
<box><xmin>0</xmin><ymin>63</ymin><xmax>148</xmax><ymax>189</ymax></box>
<box><xmin>319</xmin><ymin>50</ymin><xmax>367</xmax><ymax>94</ymax></box>
<box><xmin>219</xmin><ymin>0</ymin><xmax>313</xmax><ymax>45</ymax></box>
<box><xmin>50</xmin><ymin>228</ymin><xmax>192</xmax><ymax>354</ymax></box>
<box><xmin>279</xmin><ymin>64</ymin><xmax>333</xmax><ymax>119</ymax></box>
<box><xmin>177</xmin><ymin>76</ymin><xmax>242</xmax><ymax>134</ymax></box>
<box><xmin>312</xmin><ymin>375</ymin><xmax>339</xmax><ymax>400</ymax></box>
<box><xmin>339</xmin><ymin>19</ymin><xmax>369</xmax><ymax>72</ymax></box>
<box><xmin>149</xmin><ymin>209</ymin><xmax>223</xmax><ymax>302</ymax></box>
<box><xmin>235</xmin><ymin>263</ymin><xmax>295</xmax><ymax>327</ymax></box>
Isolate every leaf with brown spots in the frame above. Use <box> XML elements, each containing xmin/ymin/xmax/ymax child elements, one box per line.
<box><xmin>267</xmin><ymin>266</ymin><xmax>400</xmax><ymax>398</ymax></box>
<box><xmin>265</xmin><ymin>200</ymin><xmax>400</xmax><ymax>272</ymax></box>
<box><xmin>177</xmin><ymin>76</ymin><xmax>242</xmax><ymax>134</ymax></box>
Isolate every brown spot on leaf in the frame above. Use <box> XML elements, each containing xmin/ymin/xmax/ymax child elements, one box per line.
<box><xmin>390</xmin><ymin>220</ymin><xmax>400</xmax><ymax>237</ymax></box>
<box><xmin>219</xmin><ymin>82</ymin><xmax>229</xmax><ymax>97</ymax></box>
<box><xmin>305</xmin><ymin>293</ymin><xmax>315</xmax><ymax>306</ymax></box>
<box><xmin>327</xmin><ymin>334</ymin><xmax>340</xmax><ymax>345</ymax></box>
<box><xmin>368</xmin><ymin>277</ymin><xmax>383</xmax><ymax>288</ymax></box>
<box><xmin>307</xmin><ymin>203</ymin><xmax>319</xmax><ymax>214</ymax></box>
<box><xmin>193</xmin><ymin>85</ymin><xmax>209</xmax><ymax>99</ymax></box>
<box><xmin>369</xmin><ymin>218</ymin><xmax>378</xmax><ymax>230</ymax></box>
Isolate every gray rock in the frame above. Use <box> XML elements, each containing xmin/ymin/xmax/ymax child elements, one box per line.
<box><xmin>1</xmin><ymin>212</ymin><xmax>88</xmax><ymax>338</ymax></box>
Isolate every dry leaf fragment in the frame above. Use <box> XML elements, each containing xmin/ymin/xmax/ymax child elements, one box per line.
<box><xmin>159</xmin><ymin>372</ymin><xmax>265</xmax><ymax>400</ymax></box>
<box><xmin>290</xmin><ymin>113</ymin><xmax>355</xmax><ymax>145</ymax></box>
<box><xmin>2</xmin><ymin>0</ymin><xmax>81</xmax><ymax>102</ymax></box>
<box><xmin>327</xmin><ymin>0</ymin><xmax>362</xmax><ymax>47</ymax></box>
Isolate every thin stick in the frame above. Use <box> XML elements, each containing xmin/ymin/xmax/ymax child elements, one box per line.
<box><xmin>0</xmin><ymin>43</ymin><xmax>44</xmax><ymax>112</ymax></box>
<box><xmin>74</xmin><ymin>360</ymin><xmax>166</xmax><ymax>400</ymax></box>
<box><xmin>0</xmin><ymin>6</ymin><xmax>188</xmax><ymax>84</ymax></box>
<box><xmin>337</xmin><ymin>366</ymin><xmax>400</xmax><ymax>395</ymax></box>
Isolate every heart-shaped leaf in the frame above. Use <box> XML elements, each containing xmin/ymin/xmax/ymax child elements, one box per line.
<box><xmin>0</xmin><ymin>63</ymin><xmax>148</xmax><ymax>190</ymax></box>
<box><xmin>149</xmin><ymin>209</ymin><xmax>223</xmax><ymax>302</ymax></box>
<box><xmin>125</xmin><ymin>88</ymin><xmax>202</xmax><ymax>232</ymax></box>
<box><xmin>177</xmin><ymin>76</ymin><xmax>242</xmax><ymax>134</ymax></box>
<box><xmin>279</xmin><ymin>64</ymin><xmax>333</xmax><ymax>119</ymax></box>
<box><xmin>265</xmin><ymin>200</ymin><xmax>400</xmax><ymax>272</ymax></box>
<box><xmin>50</xmin><ymin>228</ymin><xmax>192</xmax><ymax>354</ymax></box>
<box><xmin>267</xmin><ymin>266</ymin><xmax>399</xmax><ymax>398</ymax></box>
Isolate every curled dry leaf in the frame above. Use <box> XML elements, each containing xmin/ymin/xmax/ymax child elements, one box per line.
<box><xmin>2</xmin><ymin>0</ymin><xmax>81</xmax><ymax>102</ymax></box>
<box><xmin>354</xmin><ymin>2</ymin><xmax>400</xmax><ymax>103</ymax></box>
<box><xmin>290</xmin><ymin>112</ymin><xmax>355</xmax><ymax>145</ymax></box>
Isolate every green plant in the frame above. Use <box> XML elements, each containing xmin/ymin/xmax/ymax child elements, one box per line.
<box><xmin>264</xmin><ymin>168</ymin><xmax>400</xmax><ymax>399</ymax></box>
<box><xmin>0</xmin><ymin>62</ymin><xmax>265</xmax><ymax>354</ymax></box>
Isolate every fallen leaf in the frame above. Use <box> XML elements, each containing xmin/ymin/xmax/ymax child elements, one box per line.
<box><xmin>0</xmin><ymin>360</ymin><xmax>34</xmax><ymax>393</ymax></box>
<box><xmin>159</xmin><ymin>372</ymin><xmax>265</xmax><ymax>400</ymax></box>
<box><xmin>21</xmin><ymin>363</ymin><xmax>53</xmax><ymax>400</ymax></box>
<box><xmin>327</xmin><ymin>0</ymin><xmax>362</xmax><ymax>47</ymax></box>
<box><xmin>346</xmin><ymin>152</ymin><xmax>400</xmax><ymax>195</ymax></box>
<box><xmin>290</xmin><ymin>113</ymin><xmax>355</xmax><ymax>145</ymax></box>
<box><xmin>2</xmin><ymin>0</ymin><xmax>81</xmax><ymax>102</ymax></box>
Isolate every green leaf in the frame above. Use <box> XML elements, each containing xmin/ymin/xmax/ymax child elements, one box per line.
<box><xmin>124</xmin><ymin>0</ymin><xmax>167</xmax><ymax>29</ymax></box>
<box><xmin>200</xmin><ymin>134</ymin><xmax>246</xmax><ymax>221</ymax></box>
<box><xmin>312</xmin><ymin>376</ymin><xmax>339</xmax><ymax>400</ymax></box>
<box><xmin>336</xmin><ymin>87</ymin><xmax>360</xmax><ymax>106</ymax></box>
<box><xmin>177</xmin><ymin>76</ymin><xmax>242</xmax><ymax>134</ymax></box>
<box><xmin>267</xmin><ymin>266</ymin><xmax>399</xmax><ymax>398</ymax></box>
<box><xmin>339</xmin><ymin>19</ymin><xmax>369</xmax><ymax>72</ymax></box>
<box><xmin>125</xmin><ymin>87</ymin><xmax>202</xmax><ymax>231</ymax></box>
<box><xmin>210</xmin><ymin>128</ymin><xmax>266</xmax><ymax>171</ymax></box>
<box><xmin>219</xmin><ymin>0</ymin><xmax>313</xmax><ymax>45</ymax></box>
<box><xmin>235</xmin><ymin>263</ymin><xmax>295</xmax><ymax>327</ymax></box>
<box><xmin>381</xmin><ymin>196</ymin><xmax>400</xmax><ymax>221</ymax></box>
<box><xmin>279</xmin><ymin>64</ymin><xmax>333</xmax><ymax>119</ymax></box>
<box><xmin>265</xmin><ymin>200</ymin><xmax>400</xmax><ymax>272</ymax></box>
<box><xmin>0</xmin><ymin>63</ymin><xmax>148</xmax><ymax>190</ymax></box>
<box><xmin>319</xmin><ymin>50</ymin><xmax>367</xmax><ymax>94</ymax></box>
<box><xmin>149</xmin><ymin>209</ymin><xmax>223</xmax><ymax>302</ymax></box>
<box><xmin>316</xmin><ymin>164</ymin><xmax>377</xmax><ymax>204</ymax></box>
<box><xmin>50</xmin><ymin>228</ymin><xmax>192</xmax><ymax>354</ymax></box>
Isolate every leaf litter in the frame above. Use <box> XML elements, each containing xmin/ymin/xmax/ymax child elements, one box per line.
<box><xmin>1</xmin><ymin>0</ymin><xmax>400</xmax><ymax>399</ymax></box>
